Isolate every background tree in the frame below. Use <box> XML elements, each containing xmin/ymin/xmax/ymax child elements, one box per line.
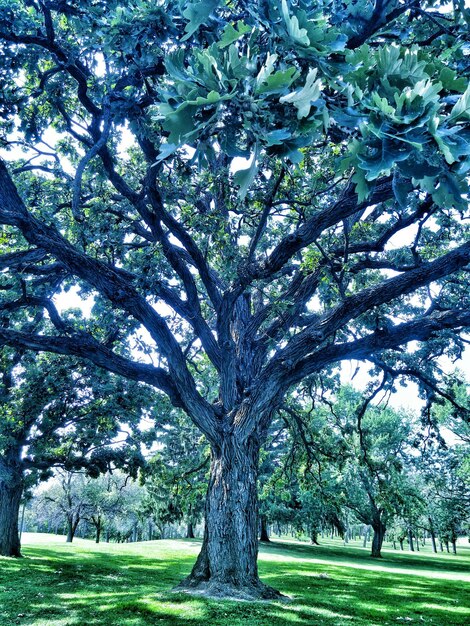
<box><xmin>0</xmin><ymin>0</ymin><xmax>469</xmax><ymax>598</ymax></box>
<box><xmin>144</xmin><ymin>411</ymin><xmax>209</xmax><ymax>540</ymax></box>
<box><xmin>0</xmin><ymin>348</ymin><xmax>151</xmax><ymax>556</ymax></box>
<box><xmin>329</xmin><ymin>388</ymin><xmax>415</xmax><ymax>557</ymax></box>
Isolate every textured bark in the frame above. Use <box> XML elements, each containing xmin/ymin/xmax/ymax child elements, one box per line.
<box><xmin>0</xmin><ymin>447</ymin><xmax>24</xmax><ymax>558</ymax></box>
<box><xmin>176</xmin><ymin>434</ymin><xmax>281</xmax><ymax>600</ymax></box>
<box><xmin>0</xmin><ymin>461</ymin><xmax>23</xmax><ymax>557</ymax></box>
<box><xmin>371</xmin><ymin>521</ymin><xmax>386</xmax><ymax>558</ymax></box>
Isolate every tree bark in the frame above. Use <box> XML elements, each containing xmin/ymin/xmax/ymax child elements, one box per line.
<box><xmin>371</xmin><ymin>520</ymin><xmax>386</xmax><ymax>558</ymax></box>
<box><xmin>408</xmin><ymin>528</ymin><xmax>414</xmax><ymax>552</ymax></box>
<box><xmin>0</xmin><ymin>456</ymin><xmax>23</xmax><ymax>557</ymax></box>
<box><xmin>176</xmin><ymin>434</ymin><xmax>281</xmax><ymax>600</ymax></box>
<box><xmin>259</xmin><ymin>515</ymin><xmax>270</xmax><ymax>543</ymax></box>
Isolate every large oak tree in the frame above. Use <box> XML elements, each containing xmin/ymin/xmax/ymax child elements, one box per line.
<box><xmin>0</xmin><ymin>0</ymin><xmax>469</xmax><ymax>598</ymax></box>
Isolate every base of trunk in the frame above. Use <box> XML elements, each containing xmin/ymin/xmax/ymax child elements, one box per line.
<box><xmin>174</xmin><ymin>576</ymin><xmax>284</xmax><ymax>601</ymax></box>
<box><xmin>0</xmin><ymin>546</ymin><xmax>23</xmax><ymax>558</ymax></box>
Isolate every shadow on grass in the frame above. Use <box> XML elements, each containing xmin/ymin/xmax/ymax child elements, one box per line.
<box><xmin>0</xmin><ymin>539</ymin><xmax>468</xmax><ymax>626</ymax></box>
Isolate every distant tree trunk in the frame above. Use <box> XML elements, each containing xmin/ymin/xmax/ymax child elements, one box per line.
<box><xmin>415</xmin><ymin>535</ymin><xmax>420</xmax><ymax>551</ymax></box>
<box><xmin>176</xmin><ymin>434</ymin><xmax>281</xmax><ymax>600</ymax></box>
<box><xmin>66</xmin><ymin>514</ymin><xmax>80</xmax><ymax>543</ymax></box>
<box><xmin>363</xmin><ymin>526</ymin><xmax>371</xmax><ymax>547</ymax></box>
<box><xmin>371</xmin><ymin>520</ymin><xmax>386</xmax><ymax>558</ymax></box>
<box><xmin>310</xmin><ymin>527</ymin><xmax>320</xmax><ymax>545</ymax></box>
<box><xmin>259</xmin><ymin>515</ymin><xmax>270</xmax><ymax>543</ymax></box>
<box><xmin>408</xmin><ymin>529</ymin><xmax>414</xmax><ymax>552</ymax></box>
<box><xmin>445</xmin><ymin>540</ymin><xmax>449</xmax><ymax>553</ymax></box>
<box><xmin>451</xmin><ymin>539</ymin><xmax>457</xmax><ymax>555</ymax></box>
<box><xmin>186</xmin><ymin>520</ymin><xmax>195</xmax><ymax>539</ymax></box>
<box><xmin>428</xmin><ymin>518</ymin><xmax>437</xmax><ymax>554</ymax></box>
<box><xmin>0</xmin><ymin>454</ymin><xmax>23</xmax><ymax>557</ymax></box>
<box><xmin>95</xmin><ymin>517</ymin><xmax>102</xmax><ymax>544</ymax></box>
<box><xmin>399</xmin><ymin>538</ymin><xmax>404</xmax><ymax>551</ymax></box>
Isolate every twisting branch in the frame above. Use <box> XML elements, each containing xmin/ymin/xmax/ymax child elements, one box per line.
<box><xmin>71</xmin><ymin>103</ymin><xmax>112</xmax><ymax>222</ymax></box>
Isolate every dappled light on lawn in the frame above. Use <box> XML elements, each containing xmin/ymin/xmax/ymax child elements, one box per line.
<box><xmin>1</xmin><ymin>534</ymin><xmax>469</xmax><ymax>626</ymax></box>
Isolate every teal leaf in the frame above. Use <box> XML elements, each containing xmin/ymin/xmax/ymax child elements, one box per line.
<box><xmin>392</xmin><ymin>172</ymin><xmax>413</xmax><ymax>208</ymax></box>
<box><xmin>233</xmin><ymin>145</ymin><xmax>259</xmax><ymax>199</ymax></box>
<box><xmin>256</xmin><ymin>67</ymin><xmax>299</xmax><ymax>95</ymax></box>
<box><xmin>256</xmin><ymin>53</ymin><xmax>278</xmax><ymax>90</ymax></box>
<box><xmin>181</xmin><ymin>0</ymin><xmax>221</xmax><ymax>41</ymax></box>
<box><xmin>397</xmin><ymin>157</ymin><xmax>441</xmax><ymax>180</ymax></box>
<box><xmin>217</xmin><ymin>20</ymin><xmax>251</xmax><ymax>48</ymax></box>
<box><xmin>155</xmin><ymin>143</ymin><xmax>179</xmax><ymax>163</ymax></box>
<box><xmin>265</xmin><ymin>129</ymin><xmax>292</xmax><ymax>146</ymax></box>
<box><xmin>279</xmin><ymin>68</ymin><xmax>322</xmax><ymax>119</ymax></box>
<box><xmin>449</xmin><ymin>83</ymin><xmax>470</xmax><ymax>121</ymax></box>
<box><xmin>281</xmin><ymin>0</ymin><xmax>310</xmax><ymax>46</ymax></box>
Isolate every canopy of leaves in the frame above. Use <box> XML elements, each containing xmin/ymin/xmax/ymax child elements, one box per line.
<box><xmin>0</xmin><ymin>0</ymin><xmax>468</xmax><ymax>449</ymax></box>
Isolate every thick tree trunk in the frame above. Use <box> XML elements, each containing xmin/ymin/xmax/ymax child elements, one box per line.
<box><xmin>176</xmin><ymin>435</ymin><xmax>281</xmax><ymax>600</ymax></box>
<box><xmin>408</xmin><ymin>529</ymin><xmax>414</xmax><ymax>552</ymax></box>
<box><xmin>0</xmin><ymin>459</ymin><xmax>23</xmax><ymax>557</ymax></box>
<box><xmin>371</xmin><ymin>521</ymin><xmax>386</xmax><ymax>558</ymax></box>
<box><xmin>259</xmin><ymin>515</ymin><xmax>270</xmax><ymax>543</ymax></box>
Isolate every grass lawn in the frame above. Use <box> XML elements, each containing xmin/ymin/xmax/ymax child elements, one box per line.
<box><xmin>0</xmin><ymin>533</ymin><xmax>469</xmax><ymax>626</ymax></box>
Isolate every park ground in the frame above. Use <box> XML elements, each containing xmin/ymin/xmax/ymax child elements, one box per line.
<box><xmin>0</xmin><ymin>533</ymin><xmax>469</xmax><ymax>626</ymax></box>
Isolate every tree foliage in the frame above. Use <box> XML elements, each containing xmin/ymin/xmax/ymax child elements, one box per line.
<box><xmin>0</xmin><ymin>0</ymin><xmax>469</xmax><ymax>596</ymax></box>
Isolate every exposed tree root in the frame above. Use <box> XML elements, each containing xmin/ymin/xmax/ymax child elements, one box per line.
<box><xmin>173</xmin><ymin>577</ymin><xmax>286</xmax><ymax>601</ymax></box>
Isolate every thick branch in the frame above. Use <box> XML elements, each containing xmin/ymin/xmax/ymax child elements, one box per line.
<box><xmin>0</xmin><ymin>158</ymin><xmax>220</xmax><ymax>443</ymax></box>
<box><xmin>240</xmin><ymin>177</ymin><xmax>394</xmax><ymax>285</ymax></box>
<box><xmin>286</xmin><ymin>309</ymin><xmax>470</xmax><ymax>386</ymax></box>
<box><xmin>0</xmin><ymin>327</ymin><xmax>182</xmax><ymax>405</ymax></box>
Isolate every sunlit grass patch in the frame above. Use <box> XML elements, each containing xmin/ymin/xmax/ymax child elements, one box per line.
<box><xmin>0</xmin><ymin>534</ymin><xmax>468</xmax><ymax>626</ymax></box>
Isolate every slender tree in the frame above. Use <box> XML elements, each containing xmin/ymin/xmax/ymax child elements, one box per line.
<box><xmin>0</xmin><ymin>0</ymin><xmax>469</xmax><ymax>597</ymax></box>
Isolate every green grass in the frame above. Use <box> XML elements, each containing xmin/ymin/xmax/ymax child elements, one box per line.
<box><xmin>0</xmin><ymin>533</ymin><xmax>469</xmax><ymax>626</ymax></box>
